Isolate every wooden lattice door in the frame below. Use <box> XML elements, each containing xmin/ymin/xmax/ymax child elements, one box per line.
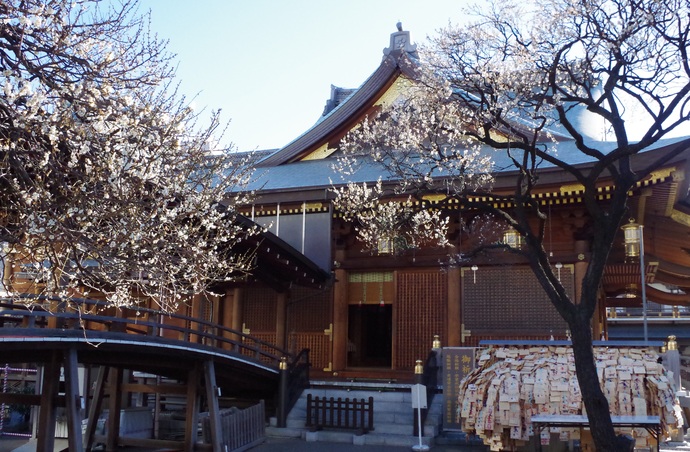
<box><xmin>394</xmin><ymin>270</ymin><xmax>448</xmax><ymax>370</ymax></box>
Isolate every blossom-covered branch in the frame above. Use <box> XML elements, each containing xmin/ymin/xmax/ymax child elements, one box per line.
<box><xmin>0</xmin><ymin>0</ymin><xmax>259</xmax><ymax>310</ymax></box>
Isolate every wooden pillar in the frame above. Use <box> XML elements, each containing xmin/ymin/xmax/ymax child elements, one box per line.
<box><xmin>106</xmin><ymin>367</ymin><xmax>123</xmax><ymax>452</ymax></box>
<box><xmin>184</xmin><ymin>363</ymin><xmax>201</xmax><ymax>452</ymax></box>
<box><xmin>447</xmin><ymin>267</ymin><xmax>461</xmax><ymax>347</ymax></box>
<box><xmin>573</xmin><ymin>240</ymin><xmax>602</xmax><ymax>338</ymax></box>
<box><xmin>573</xmin><ymin>240</ymin><xmax>589</xmax><ymax>305</ymax></box>
<box><xmin>84</xmin><ymin>366</ymin><xmax>108</xmax><ymax>451</ymax></box>
<box><xmin>221</xmin><ymin>292</ymin><xmax>234</xmax><ymax>350</ymax></box>
<box><xmin>275</xmin><ymin>292</ymin><xmax>288</xmax><ymax>350</ymax></box>
<box><xmin>63</xmin><ymin>347</ymin><xmax>84</xmax><ymax>452</ymax></box>
<box><xmin>36</xmin><ymin>351</ymin><xmax>61</xmax><ymax>452</ymax></box>
<box><xmin>231</xmin><ymin>287</ymin><xmax>244</xmax><ymax>342</ymax></box>
<box><xmin>203</xmin><ymin>361</ymin><xmax>222</xmax><ymax>452</ymax></box>
<box><xmin>332</xmin><ymin>267</ymin><xmax>348</xmax><ymax>372</ymax></box>
<box><xmin>189</xmin><ymin>293</ymin><xmax>203</xmax><ymax>344</ymax></box>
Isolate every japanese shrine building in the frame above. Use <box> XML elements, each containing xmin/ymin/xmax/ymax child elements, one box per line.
<box><xmin>229</xmin><ymin>27</ymin><xmax>690</xmax><ymax>383</ymax></box>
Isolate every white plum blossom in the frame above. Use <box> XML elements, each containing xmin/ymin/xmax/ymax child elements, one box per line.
<box><xmin>0</xmin><ymin>0</ymin><xmax>259</xmax><ymax>311</ymax></box>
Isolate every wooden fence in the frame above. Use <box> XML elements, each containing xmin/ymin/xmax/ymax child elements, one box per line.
<box><xmin>202</xmin><ymin>400</ymin><xmax>265</xmax><ymax>451</ymax></box>
<box><xmin>306</xmin><ymin>394</ymin><xmax>374</xmax><ymax>434</ymax></box>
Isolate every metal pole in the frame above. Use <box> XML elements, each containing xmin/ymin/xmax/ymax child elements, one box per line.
<box><xmin>639</xmin><ymin>225</ymin><xmax>648</xmax><ymax>342</ymax></box>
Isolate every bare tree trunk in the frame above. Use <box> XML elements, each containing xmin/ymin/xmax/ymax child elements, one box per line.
<box><xmin>570</xmin><ymin>313</ymin><xmax>633</xmax><ymax>451</ymax></box>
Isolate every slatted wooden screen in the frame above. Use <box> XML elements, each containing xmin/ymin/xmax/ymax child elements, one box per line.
<box><xmin>289</xmin><ymin>332</ymin><xmax>331</xmax><ymax>371</ymax></box>
<box><xmin>243</xmin><ymin>287</ymin><xmax>277</xmax><ymax>332</ymax></box>
<box><xmin>347</xmin><ymin>272</ymin><xmax>394</xmax><ymax>305</ymax></box>
<box><xmin>462</xmin><ymin>265</ymin><xmax>571</xmax><ymax>336</ymax></box>
<box><xmin>395</xmin><ymin>270</ymin><xmax>448</xmax><ymax>370</ymax></box>
<box><xmin>246</xmin><ymin>332</ymin><xmax>278</xmax><ymax>364</ymax></box>
<box><xmin>288</xmin><ymin>286</ymin><xmax>332</xmax><ymax>370</ymax></box>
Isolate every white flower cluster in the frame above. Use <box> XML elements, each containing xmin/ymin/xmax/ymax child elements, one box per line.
<box><xmin>332</xmin><ymin>179</ymin><xmax>450</xmax><ymax>254</ymax></box>
<box><xmin>0</xmin><ymin>0</ymin><xmax>258</xmax><ymax>311</ymax></box>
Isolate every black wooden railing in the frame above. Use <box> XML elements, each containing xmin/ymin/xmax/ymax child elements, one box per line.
<box><xmin>306</xmin><ymin>394</ymin><xmax>374</xmax><ymax>434</ymax></box>
<box><xmin>0</xmin><ymin>295</ymin><xmax>311</xmax><ymax>411</ymax></box>
<box><xmin>0</xmin><ymin>295</ymin><xmax>294</xmax><ymax>366</ymax></box>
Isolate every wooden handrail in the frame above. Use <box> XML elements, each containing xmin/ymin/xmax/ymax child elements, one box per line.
<box><xmin>0</xmin><ymin>296</ymin><xmax>295</xmax><ymax>368</ymax></box>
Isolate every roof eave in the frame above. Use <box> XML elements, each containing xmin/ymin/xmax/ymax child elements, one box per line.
<box><xmin>257</xmin><ymin>54</ymin><xmax>413</xmax><ymax>168</ymax></box>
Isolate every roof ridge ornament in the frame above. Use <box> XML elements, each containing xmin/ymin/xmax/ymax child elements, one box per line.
<box><xmin>383</xmin><ymin>22</ymin><xmax>418</xmax><ymax>60</ymax></box>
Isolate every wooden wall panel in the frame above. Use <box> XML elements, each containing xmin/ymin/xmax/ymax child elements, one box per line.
<box><xmin>462</xmin><ymin>265</ymin><xmax>570</xmax><ymax>337</ymax></box>
<box><xmin>289</xmin><ymin>287</ymin><xmax>332</xmax><ymax>332</ymax></box>
<box><xmin>243</xmin><ymin>287</ymin><xmax>277</xmax><ymax>332</ymax></box>
<box><xmin>288</xmin><ymin>287</ymin><xmax>332</xmax><ymax>370</ymax></box>
<box><xmin>395</xmin><ymin>271</ymin><xmax>448</xmax><ymax>370</ymax></box>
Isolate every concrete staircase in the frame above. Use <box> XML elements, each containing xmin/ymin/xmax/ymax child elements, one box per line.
<box><xmin>267</xmin><ymin>381</ymin><xmax>442</xmax><ymax>447</ymax></box>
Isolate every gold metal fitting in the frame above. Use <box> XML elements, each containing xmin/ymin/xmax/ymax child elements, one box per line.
<box><xmin>414</xmin><ymin>359</ymin><xmax>423</xmax><ymax>375</ymax></box>
<box><xmin>667</xmin><ymin>335</ymin><xmax>678</xmax><ymax>351</ymax></box>
<box><xmin>279</xmin><ymin>356</ymin><xmax>288</xmax><ymax>370</ymax></box>
<box><xmin>432</xmin><ymin>335</ymin><xmax>441</xmax><ymax>349</ymax></box>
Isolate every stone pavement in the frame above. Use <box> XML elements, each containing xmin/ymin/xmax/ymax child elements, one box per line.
<box><xmin>249</xmin><ymin>436</ymin><xmax>485</xmax><ymax>451</ymax></box>
<box><xmin>248</xmin><ymin>436</ymin><xmax>690</xmax><ymax>451</ymax></box>
<box><xmin>1</xmin><ymin>435</ymin><xmax>688</xmax><ymax>451</ymax></box>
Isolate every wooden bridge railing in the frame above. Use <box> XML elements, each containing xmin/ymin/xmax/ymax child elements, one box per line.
<box><xmin>0</xmin><ymin>295</ymin><xmax>296</xmax><ymax>369</ymax></box>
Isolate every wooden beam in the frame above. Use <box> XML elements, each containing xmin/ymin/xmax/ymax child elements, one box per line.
<box><xmin>84</xmin><ymin>366</ymin><xmax>108</xmax><ymax>451</ymax></box>
<box><xmin>92</xmin><ymin>435</ymin><xmax>184</xmax><ymax>449</ymax></box>
<box><xmin>203</xmin><ymin>360</ymin><xmax>223</xmax><ymax>452</ymax></box>
<box><xmin>120</xmin><ymin>383</ymin><xmax>188</xmax><ymax>395</ymax></box>
<box><xmin>36</xmin><ymin>351</ymin><xmax>60</xmax><ymax>452</ymax></box>
<box><xmin>0</xmin><ymin>393</ymin><xmax>42</xmax><ymax>405</ymax></box>
<box><xmin>63</xmin><ymin>347</ymin><xmax>84</xmax><ymax>452</ymax></box>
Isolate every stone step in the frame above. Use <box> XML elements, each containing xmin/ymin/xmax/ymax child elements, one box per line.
<box><xmin>283</xmin><ymin>385</ymin><xmax>445</xmax><ymax>447</ymax></box>
<box><xmin>372</xmin><ymin>422</ymin><xmax>413</xmax><ymax>435</ymax></box>
<box><xmin>374</xmin><ymin>411</ymin><xmax>413</xmax><ymax>424</ymax></box>
<box><xmin>295</xmin><ymin>429</ymin><xmax>435</xmax><ymax>448</ymax></box>
<box><xmin>300</xmin><ymin>389</ymin><xmax>411</xmax><ymax>404</ymax></box>
<box><xmin>362</xmin><ymin>432</ymin><xmax>434</xmax><ymax>447</ymax></box>
<box><xmin>265</xmin><ymin>425</ymin><xmax>304</xmax><ymax>439</ymax></box>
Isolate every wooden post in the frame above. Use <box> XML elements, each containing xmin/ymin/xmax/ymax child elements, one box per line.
<box><xmin>184</xmin><ymin>363</ymin><xmax>200</xmax><ymax>452</ymax></box>
<box><xmin>275</xmin><ymin>292</ymin><xmax>288</xmax><ymax>350</ymax></box>
<box><xmin>277</xmin><ymin>357</ymin><xmax>289</xmax><ymax>428</ymax></box>
<box><xmin>106</xmin><ymin>367</ymin><xmax>123</xmax><ymax>452</ymax></box>
<box><xmin>63</xmin><ymin>347</ymin><xmax>84</xmax><ymax>452</ymax></box>
<box><xmin>203</xmin><ymin>361</ymin><xmax>222</xmax><ymax>452</ymax></box>
<box><xmin>36</xmin><ymin>351</ymin><xmax>60</xmax><ymax>452</ymax></box>
<box><xmin>231</xmin><ymin>288</ymin><xmax>244</xmax><ymax>343</ymax></box>
<box><xmin>447</xmin><ymin>266</ymin><xmax>461</xmax><ymax>346</ymax></box>
<box><xmin>332</xmin><ymin>268</ymin><xmax>348</xmax><ymax>371</ymax></box>
<box><xmin>221</xmin><ymin>292</ymin><xmax>234</xmax><ymax>349</ymax></box>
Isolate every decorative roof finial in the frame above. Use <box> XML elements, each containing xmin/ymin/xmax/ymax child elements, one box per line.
<box><xmin>383</xmin><ymin>23</ymin><xmax>418</xmax><ymax>59</ymax></box>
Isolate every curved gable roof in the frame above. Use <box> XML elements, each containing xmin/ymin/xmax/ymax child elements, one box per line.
<box><xmin>257</xmin><ymin>50</ymin><xmax>419</xmax><ymax>168</ymax></box>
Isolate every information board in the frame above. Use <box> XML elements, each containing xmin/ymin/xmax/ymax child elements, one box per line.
<box><xmin>442</xmin><ymin>347</ymin><xmax>476</xmax><ymax>430</ymax></box>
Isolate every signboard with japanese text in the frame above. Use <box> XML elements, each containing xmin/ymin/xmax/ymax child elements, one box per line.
<box><xmin>442</xmin><ymin>347</ymin><xmax>476</xmax><ymax>430</ymax></box>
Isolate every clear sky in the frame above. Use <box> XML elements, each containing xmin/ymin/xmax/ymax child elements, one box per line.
<box><xmin>137</xmin><ymin>0</ymin><xmax>469</xmax><ymax>151</ymax></box>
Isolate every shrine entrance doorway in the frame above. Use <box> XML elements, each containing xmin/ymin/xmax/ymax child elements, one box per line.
<box><xmin>346</xmin><ymin>272</ymin><xmax>394</xmax><ymax>368</ymax></box>
<box><xmin>347</xmin><ymin>304</ymin><xmax>392</xmax><ymax>368</ymax></box>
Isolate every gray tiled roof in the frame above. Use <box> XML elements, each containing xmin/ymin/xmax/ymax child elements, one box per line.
<box><xmin>245</xmin><ymin>136</ymin><xmax>690</xmax><ymax>193</ymax></box>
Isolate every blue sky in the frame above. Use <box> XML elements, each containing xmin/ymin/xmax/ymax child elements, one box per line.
<box><xmin>137</xmin><ymin>0</ymin><xmax>468</xmax><ymax>151</ymax></box>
